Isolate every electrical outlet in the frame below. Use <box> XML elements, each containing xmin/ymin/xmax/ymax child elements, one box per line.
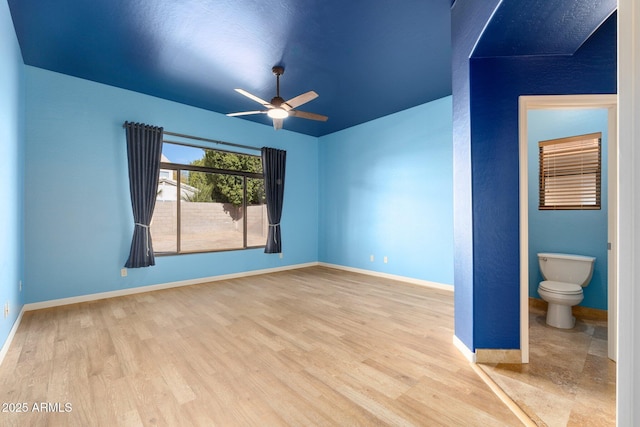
<box><xmin>383</xmin><ymin>256</ymin><xmax>388</xmax><ymax>264</ymax></box>
<box><xmin>370</xmin><ymin>255</ymin><xmax>374</xmax><ymax>262</ymax></box>
<box><xmin>279</xmin><ymin>253</ymin><xmax>284</xmax><ymax>259</ymax></box>
<box><xmin>4</xmin><ymin>302</ymin><xmax>9</xmax><ymax>319</ymax></box>
<box><xmin>19</xmin><ymin>280</ymin><xmax>22</xmax><ymax>292</ymax></box>
<box><xmin>121</xmin><ymin>268</ymin><xmax>128</xmax><ymax>277</ymax></box>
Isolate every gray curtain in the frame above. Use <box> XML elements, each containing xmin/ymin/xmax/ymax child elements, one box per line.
<box><xmin>124</xmin><ymin>122</ymin><xmax>164</xmax><ymax>268</ymax></box>
<box><xmin>261</xmin><ymin>147</ymin><xmax>286</xmax><ymax>253</ymax></box>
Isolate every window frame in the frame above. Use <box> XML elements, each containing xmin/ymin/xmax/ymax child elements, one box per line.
<box><xmin>154</xmin><ymin>142</ymin><xmax>266</xmax><ymax>256</ymax></box>
<box><xmin>538</xmin><ymin>132</ymin><xmax>602</xmax><ymax>211</ymax></box>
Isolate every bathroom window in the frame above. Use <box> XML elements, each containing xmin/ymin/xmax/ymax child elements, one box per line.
<box><xmin>539</xmin><ymin>132</ymin><xmax>601</xmax><ymax>210</ymax></box>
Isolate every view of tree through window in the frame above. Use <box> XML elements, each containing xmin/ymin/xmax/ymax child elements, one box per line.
<box><xmin>151</xmin><ymin>142</ymin><xmax>267</xmax><ymax>254</ymax></box>
<box><xmin>186</xmin><ymin>150</ymin><xmax>264</xmax><ymax>205</ymax></box>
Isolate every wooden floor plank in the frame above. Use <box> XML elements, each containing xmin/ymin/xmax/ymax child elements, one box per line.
<box><xmin>0</xmin><ymin>266</ymin><xmax>523</xmax><ymax>426</ymax></box>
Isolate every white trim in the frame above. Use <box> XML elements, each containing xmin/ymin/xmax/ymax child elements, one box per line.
<box><xmin>518</xmin><ymin>96</ymin><xmax>530</xmax><ymax>364</ymax></box>
<box><xmin>0</xmin><ymin>306</ymin><xmax>26</xmax><ymax>367</ymax></box>
<box><xmin>606</xmin><ymin>105</ymin><xmax>618</xmax><ymax>362</ymax></box>
<box><xmin>317</xmin><ymin>262</ymin><xmax>454</xmax><ymax>292</ymax></box>
<box><xmin>518</xmin><ymin>94</ymin><xmax>617</xmax><ymax>365</ymax></box>
<box><xmin>22</xmin><ymin>262</ymin><xmax>452</xmax><ymax>312</ymax></box>
<box><xmin>617</xmin><ymin>0</ymin><xmax>639</xmax><ymax>422</ymax></box>
<box><xmin>453</xmin><ymin>334</ymin><xmax>476</xmax><ymax>363</ymax></box>
<box><xmin>24</xmin><ymin>262</ymin><xmax>319</xmax><ymax>311</ymax></box>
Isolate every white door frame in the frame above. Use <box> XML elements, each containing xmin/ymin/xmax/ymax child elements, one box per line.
<box><xmin>518</xmin><ymin>94</ymin><xmax>618</xmax><ymax>363</ymax></box>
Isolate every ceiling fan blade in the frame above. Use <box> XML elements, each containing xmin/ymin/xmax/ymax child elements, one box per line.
<box><xmin>234</xmin><ymin>89</ymin><xmax>272</xmax><ymax>107</ymax></box>
<box><xmin>272</xmin><ymin>118</ymin><xmax>284</xmax><ymax>130</ymax></box>
<box><xmin>226</xmin><ymin>110</ymin><xmax>267</xmax><ymax>117</ymax></box>
<box><xmin>283</xmin><ymin>91</ymin><xmax>318</xmax><ymax>110</ymax></box>
<box><xmin>288</xmin><ymin>109</ymin><xmax>328</xmax><ymax>122</ymax></box>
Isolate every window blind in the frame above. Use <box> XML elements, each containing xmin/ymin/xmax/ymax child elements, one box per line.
<box><xmin>539</xmin><ymin>132</ymin><xmax>602</xmax><ymax>210</ymax></box>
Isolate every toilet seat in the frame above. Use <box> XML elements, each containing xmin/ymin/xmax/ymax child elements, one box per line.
<box><xmin>539</xmin><ymin>280</ymin><xmax>582</xmax><ymax>295</ymax></box>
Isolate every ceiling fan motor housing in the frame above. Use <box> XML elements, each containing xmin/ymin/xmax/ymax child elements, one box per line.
<box><xmin>270</xmin><ymin>96</ymin><xmax>286</xmax><ymax>108</ymax></box>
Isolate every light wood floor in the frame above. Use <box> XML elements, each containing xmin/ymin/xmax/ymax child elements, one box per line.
<box><xmin>0</xmin><ymin>266</ymin><xmax>523</xmax><ymax>426</ymax></box>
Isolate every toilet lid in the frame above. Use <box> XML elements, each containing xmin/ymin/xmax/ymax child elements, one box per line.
<box><xmin>539</xmin><ymin>280</ymin><xmax>583</xmax><ymax>295</ymax></box>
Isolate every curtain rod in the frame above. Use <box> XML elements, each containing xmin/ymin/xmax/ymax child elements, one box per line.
<box><xmin>164</xmin><ymin>131</ymin><xmax>261</xmax><ymax>152</ymax></box>
<box><xmin>122</xmin><ymin>123</ymin><xmax>261</xmax><ymax>152</ymax></box>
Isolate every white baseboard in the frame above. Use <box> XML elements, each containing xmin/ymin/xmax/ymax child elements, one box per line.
<box><xmin>453</xmin><ymin>334</ymin><xmax>476</xmax><ymax>363</ymax></box>
<box><xmin>23</xmin><ymin>262</ymin><xmax>451</xmax><ymax>312</ymax></box>
<box><xmin>6</xmin><ymin>261</ymin><xmax>451</xmax><ymax>368</ymax></box>
<box><xmin>318</xmin><ymin>262</ymin><xmax>454</xmax><ymax>292</ymax></box>
<box><xmin>24</xmin><ymin>262</ymin><xmax>320</xmax><ymax>312</ymax></box>
<box><xmin>0</xmin><ymin>306</ymin><xmax>26</xmax><ymax>367</ymax></box>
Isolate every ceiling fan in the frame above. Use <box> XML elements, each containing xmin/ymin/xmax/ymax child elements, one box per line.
<box><xmin>227</xmin><ymin>66</ymin><xmax>328</xmax><ymax>130</ymax></box>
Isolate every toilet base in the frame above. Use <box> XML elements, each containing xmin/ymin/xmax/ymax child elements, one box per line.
<box><xmin>546</xmin><ymin>302</ymin><xmax>576</xmax><ymax>329</ymax></box>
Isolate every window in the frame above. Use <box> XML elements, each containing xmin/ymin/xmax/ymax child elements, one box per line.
<box><xmin>539</xmin><ymin>132</ymin><xmax>601</xmax><ymax>210</ymax></box>
<box><xmin>151</xmin><ymin>142</ymin><xmax>266</xmax><ymax>254</ymax></box>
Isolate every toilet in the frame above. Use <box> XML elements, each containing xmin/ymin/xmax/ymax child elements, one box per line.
<box><xmin>537</xmin><ymin>252</ymin><xmax>596</xmax><ymax>329</ymax></box>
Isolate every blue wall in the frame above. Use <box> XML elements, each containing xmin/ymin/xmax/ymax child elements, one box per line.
<box><xmin>23</xmin><ymin>66</ymin><xmax>319</xmax><ymax>303</ymax></box>
<box><xmin>0</xmin><ymin>0</ymin><xmax>25</xmax><ymax>350</ymax></box>
<box><xmin>23</xmin><ymin>67</ymin><xmax>454</xmax><ymax>305</ymax></box>
<box><xmin>528</xmin><ymin>109</ymin><xmax>609</xmax><ymax>310</ymax></box>
<box><xmin>451</xmin><ymin>0</ymin><xmax>502</xmax><ymax>351</ymax></box>
<box><xmin>318</xmin><ymin>97</ymin><xmax>454</xmax><ymax>284</ymax></box>
<box><xmin>457</xmin><ymin>12</ymin><xmax>616</xmax><ymax>350</ymax></box>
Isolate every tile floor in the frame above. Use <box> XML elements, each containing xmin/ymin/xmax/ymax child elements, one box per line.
<box><xmin>479</xmin><ymin>304</ymin><xmax>615</xmax><ymax>426</ymax></box>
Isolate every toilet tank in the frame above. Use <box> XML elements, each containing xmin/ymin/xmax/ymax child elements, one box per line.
<box><xmin>537</xmin><ymin>253</ymin><xmax>596</xmax><ymax>287</ymax></box>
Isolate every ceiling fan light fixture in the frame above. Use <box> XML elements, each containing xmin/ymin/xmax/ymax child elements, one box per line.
<box><xmin>230</xmin><ymin>66</ymin><xmax>327</xmax><ymax>129</ymax></box>
<box><xmin>267</xmin><ymin>108</ymin><xmax>289</xmax><ymax>119</ymax></box>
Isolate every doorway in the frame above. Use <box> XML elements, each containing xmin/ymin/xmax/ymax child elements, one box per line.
<box><xmin>518</xmin><ymin>94</ymin><xmax>618</xmax><ymax>363</ymax></box>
